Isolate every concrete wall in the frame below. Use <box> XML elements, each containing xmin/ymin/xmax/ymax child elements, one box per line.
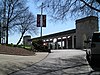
<box><xmin>76</xmin><ymin>16</ymin><xmax>99</xmax><ymax>49</ymax></box>
<box><xmin>23</xmin><ymin>36</ymin><xmax>31</xmax><ymax>46</ymax></box>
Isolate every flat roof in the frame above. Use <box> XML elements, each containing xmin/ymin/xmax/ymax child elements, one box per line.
<box><xmin>30</xmin><ymin>29</ymin><xmax>76</xmax><ymax>41</ymax></box>
<box><xmin>76</xmin><ymin>16</ymin><xmax>98</xmax><ymax>23</ymax></box>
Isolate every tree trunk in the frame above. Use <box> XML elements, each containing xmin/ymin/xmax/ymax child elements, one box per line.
<box><xmin>16</xmin><ymin>32</ymin><xmax>25</xmax><ymax>45</ymax></box>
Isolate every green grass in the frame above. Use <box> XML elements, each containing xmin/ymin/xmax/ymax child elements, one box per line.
<box><xmin>24</xmin><ymin>46</ymin><xmax>31</xmax><ymax>50</ymax></box>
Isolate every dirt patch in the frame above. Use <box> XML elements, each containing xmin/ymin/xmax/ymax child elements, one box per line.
<box><xmin>0</xmin><ymin>45</ymin><xmax>35</xmax><ymax>56</ymax></box>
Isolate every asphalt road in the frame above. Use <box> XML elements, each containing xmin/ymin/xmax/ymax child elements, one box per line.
<box><xmin>9</xmin><ymin>49</ymin><xmax>100</xmax><ymax>75</ymax></box>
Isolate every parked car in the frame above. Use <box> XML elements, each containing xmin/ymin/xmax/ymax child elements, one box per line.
<box><xmin>86</xmin><ymin>32</ymin><xmax>100</xmax><ymax>70</ymax></box>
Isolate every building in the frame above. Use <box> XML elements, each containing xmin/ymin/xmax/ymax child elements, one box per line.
<box><xmin>76</xmin><ymin>16</ymin><xmax>98</xmax><ymax>48</ymax></box>
<box><xmin>31</xmin><ymin>16</ymin><xmax>99</xmax><ymax>49</ymax></box>
<box><xmin>23</xmin><ymin>35</ymin><xmax>31</xmax><ymax>46</ymax></box>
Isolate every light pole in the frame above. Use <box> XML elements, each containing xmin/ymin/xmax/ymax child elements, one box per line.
<box><xmin>40</xmin><ymin>2</ymin><xmax>47</xmax><ymax>38</ymax></box>
<box><xmin>40</xmin><ymin>3</ymin><xmax>43</xmax><ymax>38</ymax></box>
<box><xmin>37</xmin><ymin>2</ymin><xmax>47</xmax><ymax>39</ymax></box>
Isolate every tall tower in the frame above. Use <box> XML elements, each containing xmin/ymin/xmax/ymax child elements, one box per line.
<box><xmin>76</xmin><ymin>16</ymin><xmax>99</xmax><ymax>49</ymax></box>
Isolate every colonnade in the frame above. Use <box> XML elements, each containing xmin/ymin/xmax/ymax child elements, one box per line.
<box><xmin>43</xmin><ymin>35</ymin><xmax>76</xmax><ymax>50</ymax></box>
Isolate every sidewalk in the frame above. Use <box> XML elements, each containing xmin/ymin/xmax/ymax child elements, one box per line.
<box><xmin>0</xmin><ymin>52</ymin><xmax>49</xmax><ymax>75</ymax></box>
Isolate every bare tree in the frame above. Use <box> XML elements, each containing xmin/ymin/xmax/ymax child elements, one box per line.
<box><xmin>0</xmin><ymin>0</ymin><xmax>34</xmax><ymax>44</ymax></box>
<box><xmin>34</xmin><ymin>0</ymin><xmax>100</xmax><ymax>21</ymax></box>
<box><xmin>95</xmin><ymin>0</ymin><xmax>100</xmax><ymax>4</ymax></box>
<box><xmin>16</xmin><ymin>10</ymin><xmax>37</xmax><ymax>45</ymax></box>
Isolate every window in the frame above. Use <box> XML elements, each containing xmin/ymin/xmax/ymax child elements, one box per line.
<box><xmin>92</xmin><ymin>33</ymin><xmax>100</xmax><ymax>42</ymax></box>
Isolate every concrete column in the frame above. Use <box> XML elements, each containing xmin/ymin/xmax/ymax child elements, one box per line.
<box><xmin>53</xmin><ymin>38</ymin><xmax>56</xmax><ymax>50</ymax></box>
<box><xmin>50</xmin><ymin>38</ymin><xmax>53</xmax><ymax>49</ymax></box>
<box><xmin>72</xmin><ymin>35</ymin><xmax>74</xmax><ymax>48</ymax></box>
<box><xmin>61</xmin><ymin>37</ymin><xmax>63</xmax><ymax>49</ymax></box>
<box><xmin>48</xmin><ymin>39</ymin><xmax>50</xmax><ymax>49</ymax></box>
<box><xmin>66</xmin><ymin>37</ymin><xmax>68</xmax><ymax>49</ymax></box>
<box><xmin>56</xmin><ymin>38</ymin><xmax>59</xmax><ymax>49</ymax></box>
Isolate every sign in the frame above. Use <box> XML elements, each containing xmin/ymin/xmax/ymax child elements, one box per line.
<box><xmin>42</xmin><ymin>15</ymin><xmax>46</xmax><ymax>27</ymax></box>
<box><xmin>37</xmin><ymin>14</ymin><xmax>46</xmax><ymax>27</ymax></box>
<box><xmin>37</xmin><ymin>14</ymin><xmax>41</xmax><ymax>27</ymax></box>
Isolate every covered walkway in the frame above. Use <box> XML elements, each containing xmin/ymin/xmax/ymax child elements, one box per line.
<box><xmin>32</xmin><ymin>29</ymin><xmax>76</xmax><ymax>49</ymax></box>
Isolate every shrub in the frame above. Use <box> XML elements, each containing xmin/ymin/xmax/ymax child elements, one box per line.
<box><xmin>32</xmin><ymin>39</ymin><xmax>50</xmax><ymax>52</ymax></box>
<box><xmin>7</xmin><ymin>43</ymin><xmax>14</xmax><ymax>47</ymax></box>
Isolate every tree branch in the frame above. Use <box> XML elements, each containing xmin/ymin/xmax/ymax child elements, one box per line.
<box><xmin>80</xmin><ymin>0</ymin><xmax>100</xmax><ymax>12</ymax></box>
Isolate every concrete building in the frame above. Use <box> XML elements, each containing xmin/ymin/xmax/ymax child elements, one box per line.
<box><xmin>31</xmin><ymin>16</ymin><xmax>99</xmax><ymax>49</ymax></box>
<box><xmin>23</xmin><ymin>35</ymin><xmax>31</xmax><ymax>46</ymax></box>
<box><xmin>76</xmin><ymin>16</ymin><xmax>98</xmax><ymax>48</ymax></box>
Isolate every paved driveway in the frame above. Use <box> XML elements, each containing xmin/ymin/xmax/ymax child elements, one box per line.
<box><xmin>0</xmin><ymin>52</ymin><xmax>48</xmax><ymax>75</ymax></box>
<box><xmin>9</xmin><ymin>49</ymin><xmax>100</xmax><ymax>75</ymax></box>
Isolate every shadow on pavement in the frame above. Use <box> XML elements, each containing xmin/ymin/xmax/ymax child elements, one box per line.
<box><xmin>8</xmin><ymin>53</ymin><xmax>49</xmax><ymax>75</ymax></box>
<box><xmin>9</xmin><ymin>52</ymin><xmax>100</xmax><ymax>75</ymax></box>
<box><xmin>88</xmin><ymin>59</ymin><xmax>100</xmax><ymax>71</ymax></box>
<box><xmin>9</xmin><ymin>54</ymin><xmax>94</xmax><ymax>75</ymax></box>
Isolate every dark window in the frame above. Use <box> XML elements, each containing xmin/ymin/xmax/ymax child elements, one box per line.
<box><xmin>92</xmin><ymin>33</ymin><xmax>100</xmax><ymax>42</ymax></box>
